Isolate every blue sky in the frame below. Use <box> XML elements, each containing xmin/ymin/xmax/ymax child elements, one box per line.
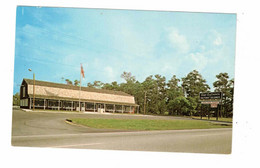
<box><xmin>13</xmin><ymin>6</ymin><xmax>236</xmax><ymax>93</ymax></box>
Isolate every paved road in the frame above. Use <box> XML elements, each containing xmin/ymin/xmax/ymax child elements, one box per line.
<box><xmin>11</xmin><ymin>108</ymin><xmax>232</xmax><ymax>154</ymax></box>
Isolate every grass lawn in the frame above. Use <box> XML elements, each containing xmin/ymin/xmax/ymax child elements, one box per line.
<box><xmin>192</xmin><ymin>116</ymin><xmax>233</xmax><ymax>122</ymax></box>
<box><xmin>69</xmin><ymin>118</ymin><xmax>232</xmax><ymax>131</ymax></box>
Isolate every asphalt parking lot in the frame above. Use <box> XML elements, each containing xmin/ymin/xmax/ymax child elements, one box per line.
<box><xmin>11</xmin><ymin>108</ymin><xmax>232</xmax><ymax>154</ymax></box>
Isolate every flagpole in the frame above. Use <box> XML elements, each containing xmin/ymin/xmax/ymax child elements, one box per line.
<box><xmin>79</xmin><ymin>63</ymin><xmax>85</xmax><ymax>112</ymax></box>
<box><xmin>79</xmin><ymin>65</ymin><xmax>82</xmax><ymax>112</ymax></box>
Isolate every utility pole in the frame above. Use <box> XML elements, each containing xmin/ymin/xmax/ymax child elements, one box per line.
<box><xmin>33</xmin><ymin>73</ymin><xmax>35</xmax><ymax>111</ymax></box>
<box><xmin>29</xmin><ymin>69</ymin><xmax>35</xmax><ymax>111</ymax></box>
<box><xmin>144</xmin><ymin>91</ymin><xmax>147</xmax><ymax>115</ymax></box>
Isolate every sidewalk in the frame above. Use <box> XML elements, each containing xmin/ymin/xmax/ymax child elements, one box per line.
<box><xmin>20</xmin><ymin>108</ymin><xmax>142</xmax><ymax>116</ymax></box>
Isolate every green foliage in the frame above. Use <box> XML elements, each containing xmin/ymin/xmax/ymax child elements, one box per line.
<box><xmin>141</xmin><ymin>74</ymin><xmax>167</xmax><ymax>115</ymax></box>
<box><xmin>167</xmin><ymin>96</ymin><xmax>190</xmax><ymax>115</ymax></box>
<box><xmin>65</xmin><ymin>79</ymin><xmax>73</xmax><ymax>85</ymax></box>
<box><xmin>87</xmin><ymin>80</ymin><xmax>104</xmax><ymax>89</ymax></box>
<box><xmin>167</xmin><ymin>75</ymin><xmax>180</xmax><ymax>90</ymax></box>
<box><xmin>181</xmin><ymin>70</ymin><xmax>211</xmax><ymax>116</ymax></box>
<box><xmin>213</xmin><ymin>73</ymin><xmax>234</xmax><ymax>117</ymax></box>
<box><xmin>120</xmin><ymin>71</ymin><xmax>136</xmax><ymax>83</ymax></box>
<box><xmin>63</xmin><ymin>70</ymin><xmax>234</xmax><ymax>118</ymax></box>
<box><xmin>13</xmin><ymin>92</ymin><xmax>20</xmax><ymax>106</ymax></box>
<box><xmin>186</xmin><ymin>97</ymin><xmax>197</xmax><ymax>116</ymax></box>
<box><xmin>101</xmin><ymin>81</ymin><xmax>120</xmax><ymax>91</ymax></box>
<box><xmin>181</xmin><ymin>70</ymin><xmax>210</xmax><ymax>98</ymax></box>
<box><xmin>74</xmin><ymin>80</ymin><xmax>80</xmax><ymax>86</ymax></box>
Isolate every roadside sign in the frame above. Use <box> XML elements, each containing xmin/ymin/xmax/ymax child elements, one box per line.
<box><xmin>201</xmin><ymin>100</ymin><xmax>221</xmax><ymax>104</ymax></box>
<box><xmin>210</xmin><ymin>102</ymin><xmax>218</xmax><ymax>108</ymax></box>
<box><xmin>201</xmin><ymin>101</ymin><xmax>219</xmax><ymax>108</ymax></box>
<box><xmin>200</xmin><ymin>92</ymin><xmax>222</xmax><ymax>100</ymax></box>
<box><xmin>199</xmin><ymin>92</ymin><xmax>222</xmax><ymax>121</ymax></box>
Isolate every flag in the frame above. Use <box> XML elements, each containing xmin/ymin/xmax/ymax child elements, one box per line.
<box><xmin>81</xmin><ymin>64</ymin><xmax>85</xmax><ymax>78</ymax></box>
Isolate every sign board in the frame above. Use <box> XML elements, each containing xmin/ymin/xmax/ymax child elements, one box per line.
<box><xmin>200</xmin><ymin>92</ymin><xmax>222</xmax><ymax>100</ymax></box>
<box><xmin>201</xmin><ymin>101</ymin><xmax>220</xmax><ymax>104</ymax></box>
<box><xmin>210</xmin><ymin>102</ymin><xmax>218</xmax><ymax>108</ymax></box>
<box><xmin>201</xmin><ymin>101</ymin><xmax>219</xmax><ymax>108</ymax></box>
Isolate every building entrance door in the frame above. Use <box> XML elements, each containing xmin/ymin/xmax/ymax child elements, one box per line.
<box><xmin>81</xmin><ymin>102</ymin><xmax>85</xmax><ymax>111</ymax></box>
<box><xmin>98</xmin><ymin>104</ymin><xmax>104</xmax><ymax>113</ymax></box>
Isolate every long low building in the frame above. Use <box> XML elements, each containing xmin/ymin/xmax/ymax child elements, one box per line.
<box><xmin>20</xmin><ymin>78</ymin><xmax>139</xmax><ymax>113</ymax></box>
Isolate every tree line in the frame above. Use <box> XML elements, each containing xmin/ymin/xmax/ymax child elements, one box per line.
<box><xmin>64</xmin><ymin>70</ymin><xmax>234</xmax><ymax>118</ymax></box>
<box><xmin>12</xmin><ymin>70</ymin><xmax>234</xmax><ymax>118</ymax></box>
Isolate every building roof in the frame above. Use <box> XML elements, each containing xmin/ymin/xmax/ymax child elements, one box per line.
<box><xmin>23</xmin><ymin>78</ymin><xmax>137</xmax><ymax>106</ymax></box>
<box><xmin>23</xmin><ymin>78</ymin><xmax>131</xmax><ymax>96</ymax></box>
<box><xmin>28</xmin><ymin>94</ymin><xmax>137</xmax><ymax>106</ymax></box>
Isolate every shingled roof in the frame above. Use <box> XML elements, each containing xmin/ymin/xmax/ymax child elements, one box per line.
<box><xmin>23</xmin><ymin>78</ymin><xmax>131</xmax><ymax>97</ymax></box>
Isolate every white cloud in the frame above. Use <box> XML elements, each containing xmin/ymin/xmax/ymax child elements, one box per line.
<box><xmin>20</xmin><ymin>24</ymin><xmax>44</xmax><ymax>39</ymax></box>
<box><xmin>104</xmin><ymin>66</ymin><xmax>116</xmax><ymax>82</ymax></box>
<box><xmin>107</xmin><ymin>15</ymin><xmax>158</xmax><ymax>59</ymax></box>
<box><xmin>190</xmin><ymin>52</ymin><xmax>208</xmax><ymax>71</ymax></box>
<box><xmin>167</xmin><ymin>27</ymin><xmax>189</xmax><ymax>53</ymax></box>
<box><xmin>214</xmin><ymin>36</ymin><xmax>222</xmax><ymax>46</ymax></box>
<box><xmin>200</xmin><ymin>45</ymin><xmax>206</xmax><ymax>51</ymax></box>
<box><xmin>208</xmin><ymin>30</ymin><xmax>223</xmax><ymax>47</ymax></box>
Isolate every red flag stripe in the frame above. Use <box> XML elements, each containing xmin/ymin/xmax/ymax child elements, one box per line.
<box><xmin>81</xmin><ymin>64</ymin><xmax>85</xmax><ymax>78</ymax></box>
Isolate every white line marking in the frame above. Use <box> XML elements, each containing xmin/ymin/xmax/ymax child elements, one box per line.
<box><xmin>191</xmin><ymin>133</ymin><xmax>230</xmax><ymax>137</ymax></box>
<box><xmin>12</xmin><ymin>128</ymin><xmax>232</xmax><ymax>139</ymax></box>
<box><xmin>12</xmin><ymin>133</ymin><xmax>87</xmax><ymax>138</ymax></box>
<box><xmin>49</xmin><ymin>143</ymin><xmax>102</xmax><ymax>148</ymax></box>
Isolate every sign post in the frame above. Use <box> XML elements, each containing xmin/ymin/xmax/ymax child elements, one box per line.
<box><xmin>199</xmin><ymin>92</ymin><xmax>222</xmax><ymax>121</ymax></box>
<box><xmin>217</xmin><ymin>105</ymin><xmax>219</xmax><ymax>121</ymax></box>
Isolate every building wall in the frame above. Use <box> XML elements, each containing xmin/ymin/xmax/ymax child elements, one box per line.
<box><xmin>27</xmin><ymin>84</ymin><xmax>135</xmax><ymax>104</ymax></box>
<box><xmin>20</xmin><ymin>81</ymin><xmax>30</xmax><ymax>108</ymax></box>
<box><xmin>20</xmin><ymin>98</ymin><xmax>29</xmax><ymax>108</ymax></box>
<box><xmin>20</xmin><ymin>80</ymin><xmax>29</xmax><ymax>100</ymax></box>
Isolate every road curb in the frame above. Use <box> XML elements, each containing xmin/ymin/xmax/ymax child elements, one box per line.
<box><xmin>19</xmin><ymin>108</ymin><xmax>155</xmax><ymax>117</ymax></box>
<box><xmin>65</xmin><ymin>119</ymin><xmax>92</xmax><ymax>129</ymax></box>
<box><xmin>191</xmin><ymin>118</ymin><xmax>232</xmax><ymax>125</ymax></box>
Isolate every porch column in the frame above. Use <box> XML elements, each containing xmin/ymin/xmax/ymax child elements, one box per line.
<box><xmin>94</xmin><ymin>102</ymin><xmax>96</xmax><ymax>112</ymax></box>
<box><xmin>71</xmin><ymin>101</ymin><xmax>73</xmax><ymax>111</ymax></box>
<box><xmin>113</xmin><ymin>104</ymin><xmax>115</xmax><ymax>113</ymax></box>
<box><xmin>29</xmin><ymin>98</ymin><xmax>32</xmax><ymax>109</ymax></box>
<box><xmin>104</xmin><ymin>103</ymin><xmax>106</xmax><ymax>112</ymax></box>
<box><xmin>130</xmin><ymin>106</ymin><xmax>132</xmax><ymax>113</ymax></box>
<box><xmin>44</xmin><ymin>99</ymin><xmax>46</xmax><ymax>110</ymax></box>
<box><xmin>122</xmin><ymin>105</ymin><xmax>124</xmax><ymax>113</ymax></box>
<box><xmin>58</xmin><ymin>100</ymin><xmax>60</xmax><ymax>111</ymax></box>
